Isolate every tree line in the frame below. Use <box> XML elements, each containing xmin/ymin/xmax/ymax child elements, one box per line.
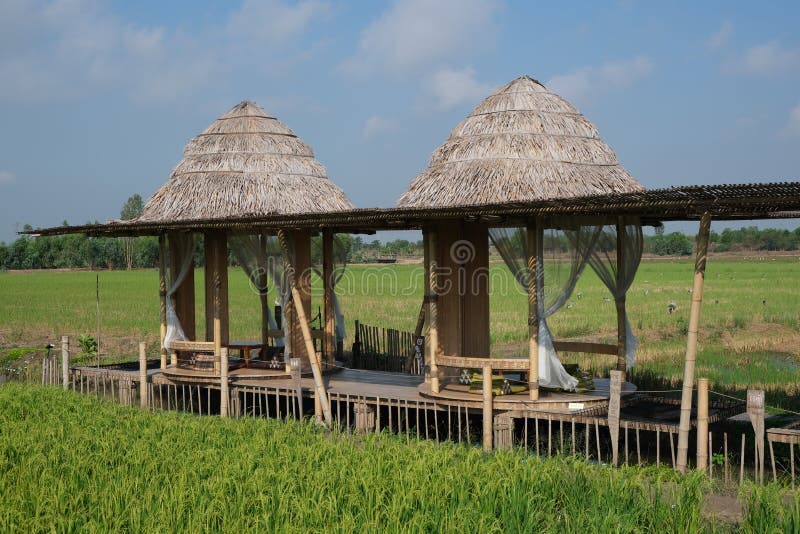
<box><xmin>2</xmin><ymin>194</ymin><xmax>799</xmax><ymax>270</ymax></box>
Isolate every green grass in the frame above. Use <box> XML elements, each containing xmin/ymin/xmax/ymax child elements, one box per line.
<box><xmin>2</xmin><ymin>383</ymin><xmax>782</xmax><ymax>532</ymax></box>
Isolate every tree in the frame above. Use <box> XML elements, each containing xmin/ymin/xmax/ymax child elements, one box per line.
<box><xmin>120</xmin><ymin>194</ymin><xmax>144</xmax><ymax>220</ymax></box>
<box><xmin>120</xmin><ymin>194</ymin><xmax>144</xmax><ymax>269</ymax></box>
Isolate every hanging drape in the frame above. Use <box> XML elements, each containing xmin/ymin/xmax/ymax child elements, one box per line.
<box><xmin>229</xmin><ymin>233</ymin><xmax>279</xmax><ymax>347</ymax></box>
<box><xmin>311</xmin><ymin>235</ymin><xmax>348</xmax><ymax>344</ymax></box>
<box><xmin>586</xmin><ymin>217</ymin><xmax>643</xmax><ymax>368</ymax></box>
<box><xmin>163</xmin><ymin>233</ymin><xmax>194</xmax><ymax>350</ymax></box>
<box><xmin>489</xmin><ymin>223</ymin><xmax>600</xmax><ymax>390</ymax></box>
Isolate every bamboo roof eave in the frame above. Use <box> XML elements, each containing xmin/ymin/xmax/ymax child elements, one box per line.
<box><xmin>22</xmin><ymin>181</ymin><xmax>800</xmax><ymax>238</ymax></box>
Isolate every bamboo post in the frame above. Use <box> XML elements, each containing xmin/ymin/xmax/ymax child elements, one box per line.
<box><xmin>158</xmin><ymin>234</ymin><xmax>168</xmax><ymax>370</ymax></box>
<box><xmin>676</xmin><ymin>211</ymin><xmax>712</xmax><ymax>473</ymax></box>
<box><xmin>258</xmin><ymin>234</ymin><xmax>270</xmax><ymax>348</ymax></box>
<box><xmin>220</xmin><ymin>347</ymin><xmax>229</xmax><ymax>417</ymax></box>
<box><xmin>747</xmin><ymin>389</ymin><xmax>766</xmax><ymax>485</ymax></box>
<box><xmin>740</xmin><ymin>434</ymin><xmax>745</xmax><ymax>485</ymax></box>
<box><xmin>139</xmin><ymin>342</ymin><xmax>148</xmax><ymax>409</ymax></box>
<box><xmin>526</xmin><ymin>221</ymin><xmax>539</xmax><ymax>400</ymax></box>
<box><xmin>482</xmin><ymin>364</ymin><xmax>493</xmax><ymax>451</ymax></box>
<box><xmin>278</xmin><ymin>229</ymin><xmax>332</xmax><ymax>424</ymax></box>
<box><xmin>615</xmin><ymin>217</ymin><xmax>627</xmax><ymax>378</ymax></box>
<box><xmin>608</xmin><ymin>370</ymin><xmax>622</xmax><ymax>466</ymax></box>
<box><xmin>61</xmin><ymin>336</ymin><xmax>69</xmax><ymax>390</ymax></box>
<box><xmin>322</xmin><ymin>229</ymin><xmax>335</xmax><ymax>362</ymax></box>
<box><xmin>695</xmin><ymin>378</ymin><xmax>709</xmax><ymax>470</ymax></box>
<box><xmin>290</xmin><ymin>357</ymin><xmax>303</xmax><ymax>419</ymax></box>
<box><xmin>426</xmin><ymin>228</ymin><xmax>440</xmax><ymax>393</ymax></box>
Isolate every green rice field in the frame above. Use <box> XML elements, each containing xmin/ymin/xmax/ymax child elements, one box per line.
<box><xmin>1</xmin><ymin>383</ymin><xmax>798</xmax><ymax>532</ymax></box>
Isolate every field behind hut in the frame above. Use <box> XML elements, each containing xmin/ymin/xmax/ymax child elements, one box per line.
<box><xmin>1</xmin><ymin>257</ymin><xmax>800</xmax><ymax>404</ymax></box>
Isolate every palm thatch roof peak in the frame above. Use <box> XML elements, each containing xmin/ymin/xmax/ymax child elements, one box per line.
<box><xmin>137</xmin><ymin>100</ymin><xmax>353</xmax><ymax>223</ymax></box>
<box><xmin>396</xmin><ymin>75</ymin><xmax>644</xmax><ymax>208</ymax></box>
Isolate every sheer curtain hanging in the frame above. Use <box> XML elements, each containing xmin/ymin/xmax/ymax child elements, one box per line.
<box><xmin>163</xmin><ymin>233</ymin><xmax>194</xmax><ymax>350</ymax></box>
<box><xmin>311</xmin><ymin>235</ymin><xmax>348</xmax><ymax>345</ymax></box>
<box><xmin>230</xmin><ymin>233</ymin><xmax>279</xmax><ymax>346</ymax></box>
<box><xmin>489</xmin><ymin>223</ymin><xmax>600</xmax><ymax>390</ymax></box>
<box><xmin>586</xmin><ymin>217</ymin><xmax>643</xmax><ymax>368</ymax></box>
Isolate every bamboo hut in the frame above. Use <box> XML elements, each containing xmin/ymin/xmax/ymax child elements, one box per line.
<box><xmin>138</xmin><ymin>101</ymin><xmax>352</xmax><ymax>414</ymax></box>
<box><xmin>398</xmin><ymin>76</ymin><xmax>645</xmax><ymax>407</ymax></box>
<box><xmin>23</xmin><ymin>81</ymin><xmax>800</xmax><ymax>459</ymax></box>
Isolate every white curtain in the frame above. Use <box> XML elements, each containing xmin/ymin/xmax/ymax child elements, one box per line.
<box><xmin>311</xmin><ymin>235</ymin><xmax>348</xmax><ymax>344</ymax></box>
<box><xmin>489</xmin><ymin>223</ymin><xmax>600</xmax><ymax>390</ymax></box>
<box><xmin>586</xmin><ymin>217</ymin><xmax>643</xmax><ymax>368</ymax></box>
<box><xmin>163</xmin><ymin>233</ymin><xmax>194</xmax><ymax>350</ymax></box>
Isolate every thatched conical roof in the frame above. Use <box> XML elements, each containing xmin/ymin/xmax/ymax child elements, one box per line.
<box><xmin>138</xmin><ymin>101</ymin><xmax>353</xmax><ymax>222</ymax></box>
<box><xmin>397</xmin><ymin>76</ymin><xmax>644</xmax><ymax>208</ymax></box>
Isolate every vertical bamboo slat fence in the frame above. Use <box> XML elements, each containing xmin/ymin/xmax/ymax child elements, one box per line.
<box><xmin>351</xmin><ymin>321</ymin><xmax>420</xmax><ymax>374</ymax></box>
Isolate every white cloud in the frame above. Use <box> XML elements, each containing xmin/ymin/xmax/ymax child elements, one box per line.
<box><xmin>0</xmin><ymin>0</ymin><xmax>328</xmax><ymax>102</ymax></box>
<box><xmin>362</xmin><ymin>115</ymin><xmax>397</xmax><ymax>140</ymax></box>
<box><xmin>423</xmin><ymin>67</ymin><xmax>493</xmax><ymax>111</ymax></box>
<box><xmin>784</xmin><ymin>103</ymin><xmax>800</xmax><ymax>137</ymax></box>
<box><xmin>706</xmin><ymin>20</ymin><xmax>733</xmax><ymax>51</ymax></box>
<box><xmin>341</xmin><ymin>0</ymin><xmax>499</xmax><ymax>77</ymax></box>
<box><xmin>0</xmin><ymin>171</ymin><xmax>16</xmax><ymax>185</ymax></box>
<box><xmin>724</xmin><ymin>41</ymin><xmax>800</xmax><ymax>76</ymax></box>
<box><xmin>546</xmin><ymin>56</ymin><xmax>653</xmax><ymax>105</ymax></box>
<box><xmin>227</xmin><ymin>0</ymin><xmax>329</xmax><ymax>46</ymax></box>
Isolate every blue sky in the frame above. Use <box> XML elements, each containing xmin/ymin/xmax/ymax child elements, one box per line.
<box><xmin>1</xmin><ymin>0</ymin><xmax>799</xmax><ymax>242</ymax></box>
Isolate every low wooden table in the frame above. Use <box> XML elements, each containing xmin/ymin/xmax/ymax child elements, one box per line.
<box><xmin>226</xmin><ymin>341</ymin><xmax>267</xmax><ymax>368</ymax></box>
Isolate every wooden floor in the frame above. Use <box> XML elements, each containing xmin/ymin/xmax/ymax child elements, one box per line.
<box><xmin>76</xmin><ymin>363</ymin><xmax>628</xmax><ymax>414</ymax></box>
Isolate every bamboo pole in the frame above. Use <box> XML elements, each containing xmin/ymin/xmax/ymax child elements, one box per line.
<box><xmin>278</xmin><ymin>229</ymin><xmax>332</xmax><ymax>425</ymax></box>
<box><xmin>220</xmin><ymin>347</ymin><xmax>229</xmax><ymax>417</ymax></box>
<box><xmin>158</xmin><ymin>234</ymin><xmax>168</xmax><ymax>370</ymax></box>
<box><xmin>322</xmin><ymin>229</ymin><xmax>335</xmax><ymax>362</ymax></box>
<box><xmin>696</xmin><ymin>378</ymin><xmax>709</xmax><ymax>470</ymax></box>
<box><xmin>615</xmin><ymin>217</ymin><xmax>627</xmax><ymax>378</ymax></box>
<box><xmin>482</xmin><ymin>364</ymin><xmax>493</xmax><ymax>452</ymax></box>
<box><xmin>608</xmin><ymin>370</ymin><xmax>622</xmax><ymax>466</ymax></box>
<box><xmin>676</xmin><ymin>211</ymin><xmax>712</xmax><ymax>474</ymax></box>
<box><xmin>526</xmin><ymin>221</ymin><xmax>539</xmax><ymax>400</ymax></box>
<box><xmin>61</xmin><ymin>336</ymin><xmax>69</xmax><ymax>390</ymax></box>
<box><xmin>139</xmin><ymin>342</ymin><xmax>148</xmax><ymax>409</ymax></box>
<box><xmin>258</xmin><ymin>234</ymin><xmax>270</xmax><ymax>348</ymax></box>
<box><xmin>426</xmin><ymin>228</ymin><xmax>440</xmax><ymax>393</ymax></box>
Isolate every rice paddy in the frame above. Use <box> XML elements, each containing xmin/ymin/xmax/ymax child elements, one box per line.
<box><xmin>2</xmin><ymin>383</ymin><xmax>799</xmax><ymax>532</ymax></box>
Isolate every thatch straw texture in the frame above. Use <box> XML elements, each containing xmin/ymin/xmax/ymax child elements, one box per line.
<box><xmin>138</xmin><ymin>101</ymin><xmax>353</xmax><ymax>222</ymax></box>
<box><xmin>397</xmin><ymin>76</ymin><xmax>644</xmax><ymax>208</ymax></box>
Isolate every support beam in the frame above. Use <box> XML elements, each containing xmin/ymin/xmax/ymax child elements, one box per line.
<box><xmin>696</xmin><ymin>378</ymin><xmax>709</xmax><ymax>470</ymax></box>
<box><xmin>426</xmin><ymin>228</ymin><xmax>440</xmax><ymax>393</ymax></box>
<box><xmin>286</xmin><ymin>230</ymin><xmax>312</xmax><ymax>368</ymax></box>
<box><xmin>526</xmin><ymin>221</ymin><xmax>540</xmax><ymax>401</ymax></box>
<box><xmin>482</xmin><ymin>364</ymin><xmax>493</xmax><ymax>451</ymax></box>
<box><xmin>158</xmin><ymin>235</ymin><xmax>167</xmax><ymax>370</ymax></box>
<box><xmin>278</xmin><ymin>229</ymin><xmax>332</xmax><ymax>425</ymax></box>
<box><xmin>676</xmin><ymin>211</ymin><xmax>712</xmax><ymax>473</ymax></box>
<box><xmin>258</xmin><ymin>234</ymin><xmax>270</xmax><ymax>347</ymax></box>
<box><xmin>322</xmin><ymin>229</ymin><xmax>335</xmax><ymax>363</ymax></box>
<box><xmin>204</xmin><ymin>231</ymin><xmax>229</xmax><ymax>372</ymax></box>
<box><xmin>615</xmin><ymin>217</ymin><xmax>627</xmax><ymax>379</ymax></box>
<box><xmin>220</xmin><ymin>347</ymin><xmax>229</xmax><ymax>417</ymax></box>
<box><xmin>139</xmin><ymin>342</ymin><xmax>148</xmax><ymax>409</ymax></box>
<box><xmin>61</xmin><ymin>335</ymin><xmax>69</xmax><ymax>391</ymax></box>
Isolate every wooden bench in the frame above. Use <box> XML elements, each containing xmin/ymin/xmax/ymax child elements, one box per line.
<box><xmin>168</xmin><ymin>340</ymin><xmax>216</xmax><ymax>371</ymax></box>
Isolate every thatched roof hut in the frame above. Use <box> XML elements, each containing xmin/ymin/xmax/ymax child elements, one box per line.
<box><xmin>397</xmin><ymin>75</ymin><xmax>644</xmax><ymax>208</ymax></box>
<box><xmin>138</xmin><ymin>101</ymin><xmax>353</xmax><ymax>222</ymax></box>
